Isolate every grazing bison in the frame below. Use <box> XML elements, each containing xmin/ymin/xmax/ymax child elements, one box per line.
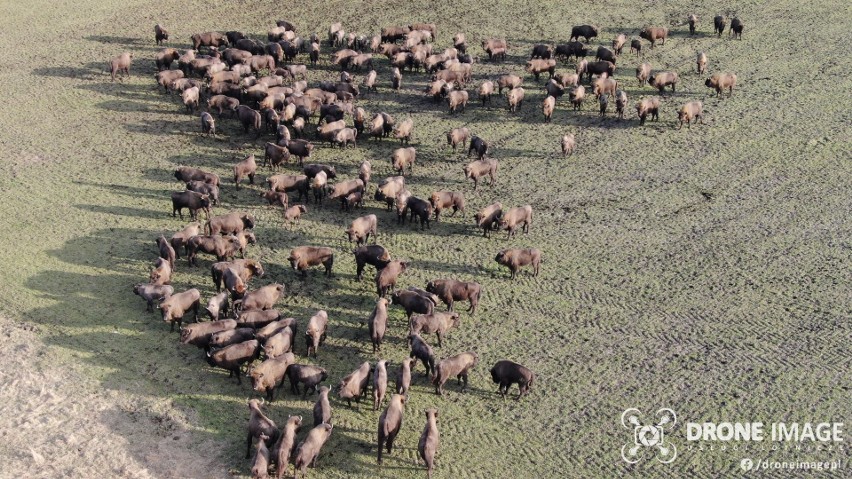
<box><xmin>154</xmin><ymin>48</ymin><xmax>179</xmax><ymax>71</ymax></box>
<box><xmin>636</xmin><ymin>97</ymin><xmax>661</xmax><ymax>125</ymax></box>
<box><xmin>235</xmin><ymin>284</ymin><xmax>285</xmax><ymax>314</ymax></box>
<box><xmin>688</xmin><ymin>14</ymin><xmax>698</xmax><ymax>35</ymax></box>
<box><xmin>250</xmin><ymin>352</ymin><xmax>296</xmax><ymax>402</ymax></box>
<box><xmin>237</xmin><ymin>309</ymin><xmax>282</xmax><ymax>329</ymax></box>
<box><xmin>678</xmin><ymin>101</ymin><xmax>704</xmax><ymax>129</ymax></box>
<box><xmin>474</xmin><ymin>202</ymin><xmax>503</xmax><ymax>237</ymax></box>
<box><xmin>464</xmin><ymin>158</ymin><xmax>498</xmax><ymax>190</ymax></box>
<box><xmin>171</xmin><ymin>190</ymin><xmax>211</xmax><ymax>221</ymax></box>
<box><xmin>500</xmin><ymin>205</ymin><xmax>533</xmax><ymax>238</ymax></box>
<box><xmin>593</xmin><ymin>75</ymin><xmax>617</xmax><ymax>99</ymax></box>
<box><xmin>207</xmin><ymin>339</ymin><xmax>260</xmax><ymax>384</ymax></box>
<box><xmin>705</xmin><ymin>72</ymin><xmax>737</xmax><ymax>96</ymax></box>
<box><xmin>467</xmin><ymin>135</ymin><xmax>488</xmax><ymax>160</ymax></box>
<box><xmin>267</xmin><ymin>174</ymin><xmax>308</xmax><ymax>202</ymax></box>
<box><xmin>207</xmin><ymin>95</ymin><xmax>240</xmax><ymax>116</ymax></box>
<box><xmin>561</xmin><ymin>133</ymin><xmax>576</xmax><ymax>156</ymax></box>
<box><xmin>354</xmin><ymin>245</ymin><xmax>391</xmax><ymax>281</ymax></box>
<box><xmin>283</xmin><ymin>205</ymin><xmax>307</xmax><ymax>226</ymax></box>
<box><xmin>429</xmin><ymin>191</ymin><xmax>465</xmax><ymax>220</ymax></box>
<box><xmin>376</xmin><ymin>260</ymin><xmax>408</xmax><ymax>298</ymax></box>
<box><xmin>419</xmin><ymin>408</ymin><xmax>440</xmax><ymax>478</ymax></box>
<box><xmin>525</xmin><ymin>59</ymin><xmax>556</xmax><ymax>81</ymax></box>
<box><xmin>392</xmin><ymin>147</ymin><xmax>416</xmax><ymax>176</ymax></box>
<box><xmin>404</xmin><ymin>196</ymin><xmax>433</xmax><ymax>230</ymax></box>
<box><xmin>133</xmin><ymin>283</ymin><xmax>173</xmax><ymax>312</ymax></box>
<box><xmin>530</xmin><ymin>43</ymin><xmax>553</xmax><ymax>59</ymax></box>
<box><xmin>377</xmin><ymin>394</ymin><xmax>406</xmax><ymax>465</ymax></box>
<box><xmin>714</xmin><ymin>15</ymin><xmax>726</xmax><ymax>36</ymax></box>
<box><xmin>160</xmin><ymin>288</ymin><xmax>201</xmax><ymax>331</ymax></box>
<box><xmin>409</xmin><ymin>311</ymin><xmax>459</xmax><ymax>347</ymax></box>
<box><xmin>287</xmin><ymin>364</ymin><xmax>328</xmax><ymax>398</ymax></box>
<box><xmin>338</xmin><ymin>361</ymin><xmax>371</xmax><ymax>408</ymax></box>
<box><xmin>630</xmin><ymin>39</ymin><xmax>642</xmax><ymax>57</ymax></box>
<box><xmin>209</xmin><ymin>327</ymin><xmax>254</xmax><ymax>350</ymax></box>
<box><xmin>205</xmin><ymin>212</ymin><xmax>255</xmax><ymax>236</ymax></box>
<box><xmin>293</xmin><ymin>423</ymin><xmax>333</xmax><ymax>478</ymax></box>
<box><xmin>392</xmin><ymin>290</ymin><xmax>435</xmax><ymax>319</ymax></box>
<box><xmin>305</xmin><ymin>310</ymin><xmax>328</xmax><ymax>358</ymax></box>
<box><xmin>730</xmin><ymin>18</ymin><xmax>743</xmax><ymax>39</ymax></box>
<box><xmin>179</xmin><ymin>319</ymin><xmax>236</xmax><ymax>350</ymax></box>
<box><xmin>187</xmin><ymin>235</ymin><xmax>241</xmax><ymax>266</ymax></box>
<box><xmin>433</xmin><ymin>352</ymin><xmax>477</xmax><ymax>395</ymax></box>
<box><xmin>447</xmin><ymin>90</ymin><xmax>469</xmax><ymax>114</ymax></box>
<box><xmin>346</xmin><ymin>214</ymin><xmax>378</xmax><ymax>246</ymax></box>
<box><xmin>374</xmin><ymin>176</ymin><xmax>406</xmax><ymax>210</ymax></box>
<box><xmin>328</xmin><ymin>179</ymin><xmax>365</xmax><ymax>209</ymax></box>
<box><xmin>408</xmin><ymin>333</ymin><xmax>436</xmax><ymax>376</ymax></box>
<box><xmin>570</xmin><ymin>25</ymin><xmax>599</xmax><ymax>42</ymax></box>
<box><xmin>426</xmin><ymin>279</ymin><xmax>481</xmax><ymax>314</ymax></box>
<box><xmin>595</xmin><ymin>46</ymin><xmax>616</xmax><ymax>65</ymax></box>
<box><xmin>109</xmin><ymin>52</ymin><xmax>133</xmax><ymax>82</ymax></box>
<box><xmin>490</xmin><ymin>360</ymin><xmax>535</xmax><ymax>399</ymax></box>
<box><xmin>495</xmin><ymin>248</ymin><xmax>542</xmax><ymax>279</ymax></box>
<box><xmin>639</xmin><ymin>27</ymin><xmax>668</xmax><ymax>48</ymax></box>
<box><xmin>236</xmin><ymin>105</ymin><xmax>263</xmax><ymax>137</ymax></box>
<box><xmin>496</xmin><ymin>74</ymin><xmax>522</xmax><ymax>95</ymax></box>
<box><xmin>288</xmin><ymin>246</ymin><xmax>333</xmax><ymax>278</ymax></box>
<box><xmin>170</xmin><ymin>222</ymin><xmax>201</xmax><ymax>259</ymax></box>
<box><xmin>481</xmin><ymin>38</ymin><xmax>508</xmax><ymax>62</ymax></box>
<box><xmin>155</xmin><ymin>69</ymin><xmax>184</xmax><ymax>91</ymax></box>
<box><xmin>582</xmin><ymin>61</ymin><xmax>615</xmax><ymax>83</ymax></box>
<box><xmin>649</xmin><ymin>71</ymin><xmax>679</xmax><ymax>93</ymax></box>
<box><xmin>191</xmin><ymin>32</ymin><xmax>228</xmax><ymax>50</ymax></box>
<box><xmin>154</xmin><ymin>24</ymin><xmax>169</xmax><ymax>45</ymax></box>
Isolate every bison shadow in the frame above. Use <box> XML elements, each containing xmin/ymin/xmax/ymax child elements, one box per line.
<box><xmin>31</xmin><ymin>62</ymin><xmax>107</xmax><ymax>79</ymax></box>
<box><xmin>84</xmin><ymin>34</ymin><xmax>147</xmax><ymax>46</ymax></box>
<box><xmin>75</xmin><ymin>203</ymin><xmax>170</xmax><ymax>220</ymax></box>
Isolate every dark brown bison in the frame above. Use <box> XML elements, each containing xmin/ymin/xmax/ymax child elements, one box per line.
<box><xmin>490</xmin><ymin>360</ymin><xmax>535</xmax><ymax>399</ymax></box>
<box><xmin>154</xmin><ymin>24</ymin><xmax>169</xmax><ymax>45</ymax></box>
<box><xmin>425</xmin><ymin>279</ymin><xmax>481</xmax><ymax>314</ymax></box>
<box><xmin>171</xmin><ymin>190</ymin><xmax>211</xmax><ymax>221</ymax></box>
<box><xmin>570</xmin><ymin>25</ymin><xmax>599</xmax><ymax>42</ymax></box>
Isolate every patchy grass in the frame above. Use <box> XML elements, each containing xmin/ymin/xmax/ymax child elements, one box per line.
<box><xmin>0</xmin><ymin>0</ymin><xmax>849</xmax><ymax>477</ymax></box>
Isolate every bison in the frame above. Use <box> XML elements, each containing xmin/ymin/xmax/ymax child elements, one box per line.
<box><xmin>494</xmin><ymin>248</ymin><xmax>542</xmax><ymax>279</ymax></box>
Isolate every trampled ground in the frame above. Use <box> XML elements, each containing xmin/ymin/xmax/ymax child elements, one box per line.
<box><xmin>0</xmin><ymin>0</ymin><xmax>849</xmax><ymax>477</ymax></box>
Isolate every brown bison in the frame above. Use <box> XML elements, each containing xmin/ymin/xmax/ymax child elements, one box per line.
<box><xmin>426</xmin><ymin>279</ymin><xmax>481</xmax><ymax>314</ymax></box>
<box><xmin>561</xmin><ymin>133</ymin><xmax>576</xmax><ymax>156</ymax></box>
<box><xmin>464</xmin><ymin>158</ymin><xmax>498</xmax><ymax>190</ymax></box>
<box><xmin>338</xmin><ymin>361</ymin><xmax>371</xmax><ymax>408</ymax></box>
<box><xmin>377</xmin><ymin>394</ymin><xmax>406</xmax><ymax>464</ymax></box>
<box><xmin>636</xmin><ymin>97</ymin><xmax>661</xmax><ymax>125</ymax></box>
<box><xmin>678</xmin><ymin>101</ymin><xmax>704</xmax><ymax>129</ymax></box>
<box><xmin>109</xmin><ymin>52</ymin><xmax>133</xmax><ymax>82</ymax></box>
<box><xmin>705</xmin><ymin>72</ymin><xmax>737</xmax><ymax>96</ymax></box>
<box><xmin>433</xmin><ymin>352</ymin><xmax>477</xmax><ymax>395</ymax></box>
<box><xmin>160</xmin><ymin>288</ymin><xmax>201</xmax><ymax>331</ymax></box>
<box><xmin>288</xmin><ymin>246</ymin><xmax>334</xmax><ymax>277</ymax></box>
<box><xmin>639</xmin><ymin>27</ymin><xmax>669</xmax><ymax>48</ymax></box>
<box><xmin>418</xmin><ymin>408</ymin><xmax>440</xmax><ymax>478</ymax></box>
<box><xmin>376</xmin><ymin>260</ymin><xmax>408</xmax><ymax>297</ymax></box>
<box><xmin>649</xmin><ymin>71</ymin><xmax>679</xmax><ymax>93</ymax></box>
<box><xmin>346</xmin><ymin>214</ymin><xmax>378</xmax><ymax>246</ymax></box>
<box><xmin>500</xmin><ymin>205</ymin><xmax>533</xmax><ymax>238</ymax></box>
<box><xmin>495</xmin><ymin>248</ymin><xmax>542</xmax><ymax>279</ymax></box>
<box><xmin>205</xmin><ymin>212</ymin><xmax>255</xmax><ymax>236</ymax></box>
<box><xmin>429</xmin><ymin>191</ymin><xmax>465</xmax><ymax>220</ymax></box>
<box><xmin>305</xmin><ymin>310</ymin><xmax>328</xmax><ymax>358</ymax></box>
<box><xmin>474</xmin><ymin>202</ymin><xmax>503</xmax><ymax>237</ymax></box>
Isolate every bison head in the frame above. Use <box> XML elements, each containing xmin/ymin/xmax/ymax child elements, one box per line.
<box><xmin>494</xmin><ymin>251</ymin><xmax>507</xmax><ymax>263</ymax></box>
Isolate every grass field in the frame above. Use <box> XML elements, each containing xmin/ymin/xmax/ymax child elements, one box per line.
<box><xmin>0</xmin><ymin>0</ymin><xmax>849</xmax><ymax>477</ymax></box>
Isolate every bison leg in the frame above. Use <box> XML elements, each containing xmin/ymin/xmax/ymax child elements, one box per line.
<box><xmin>246</xmin><ymin>432</ymin><xmax>254</xmax><ymax>459</ymax></box>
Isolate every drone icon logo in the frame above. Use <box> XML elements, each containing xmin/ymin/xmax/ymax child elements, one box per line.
<box><xmin>620</xmin><ymin>408</ymin><xmax>678</xmax><ymax>464</ymax></box>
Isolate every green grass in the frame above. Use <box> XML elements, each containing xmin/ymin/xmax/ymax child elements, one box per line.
<box><xmin>0</xmin><ymin>0</ymin><xmax>849</xmax><ymax>477</ymax></box>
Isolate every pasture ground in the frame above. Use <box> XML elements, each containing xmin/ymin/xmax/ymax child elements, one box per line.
<box><xmin>0</xmin><ymin>0</ymin><xmax>849</xmax><ymax>477</ymax></box>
